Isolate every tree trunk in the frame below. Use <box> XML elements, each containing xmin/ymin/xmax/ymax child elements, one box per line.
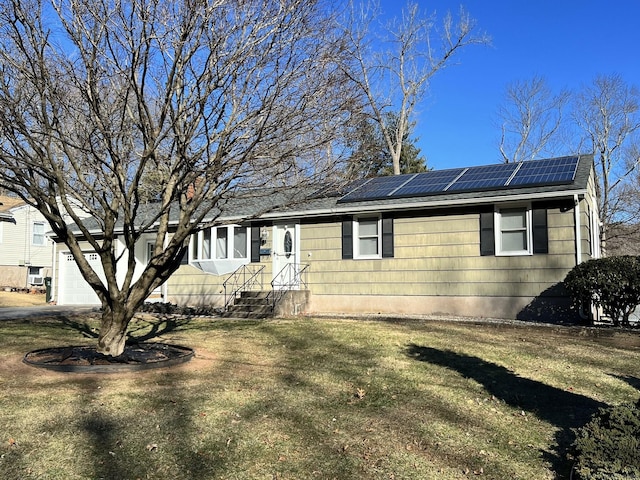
<box><xmin>97</xmin><ymin>306</ymin><xmax>134</xmax><ymax>357</ymax></box>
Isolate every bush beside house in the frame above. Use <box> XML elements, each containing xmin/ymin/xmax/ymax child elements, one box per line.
<box><xmin>564</xmin><ymin>256</ymin><xmax>640</xmax><ymax>326</ymax></box>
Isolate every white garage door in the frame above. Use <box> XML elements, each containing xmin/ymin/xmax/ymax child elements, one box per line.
<box><xmin>58</xmin><ymin>252</ymin><xmax>105</xmax><ymax>305</ymax></box>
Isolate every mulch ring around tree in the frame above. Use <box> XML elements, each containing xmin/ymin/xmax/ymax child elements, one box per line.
<box><xmin>23</xmin><ymin>343</ymin><xmax>194</xmax><ymax>373</ymax></box>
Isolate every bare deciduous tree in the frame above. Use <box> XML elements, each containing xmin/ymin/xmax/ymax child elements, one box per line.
<box><xmin>574</xmin><ymin>74</ymin><xmax>640</xmax><ymax>253</ymax></box>
<box><xmin>497</xmin><ymin>75</ymin><xmax>570</xmax><ymax>163</ymax></box>
<box><xmin>342</xmin><ymin>1</ymin><xmax>488</xmax><ymax>175</ymax></box>
<box><xmin>0</xmin><ymin>0</ymin><xmax>355</xmax><ymax>356</ymax></box>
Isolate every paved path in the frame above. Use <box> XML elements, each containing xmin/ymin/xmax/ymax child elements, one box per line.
<box><xmin>0</xmin><ymin>305</ymin><xmax>98</xmax><ymax>320</ymax></box>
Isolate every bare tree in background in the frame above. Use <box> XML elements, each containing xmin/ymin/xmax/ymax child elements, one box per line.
<box><xmin>574</xmin><ymin>74</ymin><xmax>640</xmax><ymax>253</ymax></box>
<box><xmin>0</xmin><ymin>0</ymin><xmax>355</xmax><ymax>356</ymax></box>
<box><xmin>497</xmin><ymin>75</ymin><xmax>570</xmax><ymax>163</ymax></box>
<box><xmin>342</xmin><ymin>1</ymin><xmax>489</xmax><ymax>175</ymax></box>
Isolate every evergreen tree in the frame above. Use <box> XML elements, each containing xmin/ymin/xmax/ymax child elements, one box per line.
<box><xmin>347</xmin><ymin>112</ymin><xmax>428</xmax><ymax>178</ymax></box>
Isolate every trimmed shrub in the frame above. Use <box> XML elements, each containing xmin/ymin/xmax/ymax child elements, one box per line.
<box><xmin>564</xmin><ymin>256</ymin><xmax>640</xmax><ymax>326</ymax></box>
<box><xmin>139</xmin><ymin>302</ymin><xmax>222</xmax><ymax>317</ymax></box>
<box><xmin>571</xmin><ymin>399</ymin><xmax>640</xmax><ymax>480</ymax></box>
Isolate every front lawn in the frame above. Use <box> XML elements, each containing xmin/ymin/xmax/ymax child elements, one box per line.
<box><xmin>0</xmin><ymin>314</ymin><xmax>638</xmax><ymax>479</ymax></box>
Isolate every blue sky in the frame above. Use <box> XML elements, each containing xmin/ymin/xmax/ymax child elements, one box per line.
<box><xmin>378</xmin><ymin>0</ymin><xmax>640</xmax><ymax>170</ymax></box>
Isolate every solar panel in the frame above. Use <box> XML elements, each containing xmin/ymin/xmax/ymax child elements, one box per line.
<box><xmin>392</xmin><ymin>168</ymin><xmax>466</xmax><ymax>197</ymax></box>
<box><xmin>507</xmin><ymin>156</ymin><xmax>579</xmax><ymax>186</ymax></box>
<box><xmin>338</xmin><ymin>174</ymin><xmax>412</xmax><ymax>202</ymax></box>
<box><xmin>337</xmin><ymin>156</ymin><xmax>581</xmax><ymax>203</ymax></box>
<box><xmin>446</xmin><ymin>163</ymin><xmax>519</xmax><ymax>192</ymax></box>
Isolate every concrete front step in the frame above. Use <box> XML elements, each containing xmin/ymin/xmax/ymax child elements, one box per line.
<box><xmin>239</xmin><ymin>291</ymin><xmax>270</xmax><ymax>299</ymax></box>
<box><xmin>224</xmin><ymin>290</ymin><xmax>273</xmax><ymax>318</ymax></box>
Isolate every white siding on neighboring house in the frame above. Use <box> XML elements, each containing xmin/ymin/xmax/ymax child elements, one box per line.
<box><xmin>0</xmin><ymin>199</ymin><xmax>53</xmax><ymax>288</ymax></box>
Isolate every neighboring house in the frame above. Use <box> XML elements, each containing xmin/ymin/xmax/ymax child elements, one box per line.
<box><xmin>0</xmin><ymin>195</ymin><xmax>53</xmax><ymax>289</ymax></box>
<box><xmin>52</xmin><ymin>155</ymin><xmax>601</xmax><ymax>322</ymax></box>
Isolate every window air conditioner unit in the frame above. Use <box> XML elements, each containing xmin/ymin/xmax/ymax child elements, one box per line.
<box><xmin>29</xmin><ymin>275</ymin><xmax>44</xmax><ymax>286</ymax></box>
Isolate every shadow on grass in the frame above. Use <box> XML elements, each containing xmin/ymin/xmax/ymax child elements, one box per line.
<box><xmin>80</xmin><ymin>413</ymin><xmax>132</xmax><ymax>479</ymax></box>
<box><xmin>60</xmin><ymin>316</ymin><xmax>100</xmax><ymax>339</ymax></box>
<box><xmin>405</xmin><ymin>344</ymin><xmax>606</xmax><ymax>479</ymax></box>
<box><xmin>610</xmin><ymin>374</ymin><xmax>640</xmax><ymax>392</ymax></box>
<box><xmin>69</xmin><ymin>373</ymin><xmax>228</xmax><ymax>479</ymax></box>
<box><xmin>55</xmin><ymin>313</ymin><xmax>254</xmax><ymax>344</ymax></box>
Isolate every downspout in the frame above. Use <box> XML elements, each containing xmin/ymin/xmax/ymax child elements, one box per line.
<box><xmin>573</xmin><ymin>194</ymin><xmax>581</xmax><ymax>266</ymax></box>
<box><xmin>51</xmin><ymin>239</ymin><xmax>57</xmax><ymax>304</ymax></box>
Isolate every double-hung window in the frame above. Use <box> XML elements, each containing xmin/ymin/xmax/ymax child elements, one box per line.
<box><xmin>497</xmin><ymin>207</ymin><xmax>531</xmax><ymax>255</ymax></box>
<box><xmin>342</xmin><ymin>215</ymin><xmax>394</xmax><ymax>259</ymax></box>
<box><xmin>480</xmin><ymin>204</ymin><xmax>548</xmax><ymax>256</ymax></box>
<box><xmin>32</xmin><ymin>221</ymin><xmax>46</xmax><ymax>246</ymax></box>
<box><xmin>356</xmin><ymin>217</ymin><xmax>380</xmax><ymax>258</ymax></box>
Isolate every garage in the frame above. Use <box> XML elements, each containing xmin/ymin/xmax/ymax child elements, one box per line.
<box><xmin>57</xmin><ymin>251</ymin><xmax>105</xmax><ymax>305</ymax></box>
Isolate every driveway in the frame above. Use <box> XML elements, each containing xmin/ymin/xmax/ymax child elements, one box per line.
<box><xmin>0</xmin><ymin>305</ymin><xmax>98</xmax><ymax>320</ymax></box>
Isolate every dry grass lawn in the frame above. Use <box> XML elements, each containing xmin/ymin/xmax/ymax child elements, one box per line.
<box><xmin>0</xmin><ymin>311</ymin><xmax>639</xmax><ymax>480</ymax></box>
<box><xmin>0</xmin><ymin>290</ymin><xmax>47</xmax><ymax>307</ymax></box>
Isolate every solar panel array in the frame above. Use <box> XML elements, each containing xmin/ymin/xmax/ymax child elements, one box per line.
<box><xmin>393</xmin><ymin>168</ymin><xmax>465</xmax><ymax>197</ymax></box>
<box><xmin>446</xmin><ymin>163</ymin><xmax>519</xmax><ymax>192</ymax></box>
<box><xmin>508</xmin><ymin>157</ymin><xmax>580</xmax><ymax>186</ymax></box>
<box><xmin>338</xmin><ymin>156</ymin><xmax>580</xmax><ymax>204</ymax></box>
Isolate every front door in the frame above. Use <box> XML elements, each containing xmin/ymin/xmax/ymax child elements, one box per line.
<box><xmin>272</xmin><ymin>223</ymin><xmax>300</xmax><ymax>290</ymax></box>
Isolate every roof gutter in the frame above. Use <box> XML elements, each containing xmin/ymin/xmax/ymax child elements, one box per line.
<box><xmin>259</xmin><ymin>188</ymin><xmax>589</xmax><ymax>220</ymax></box>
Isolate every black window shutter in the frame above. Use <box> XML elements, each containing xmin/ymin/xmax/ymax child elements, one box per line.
<box><xmin>480</xmin><ymin>211</ymin><xmax>495</xmax><ymax>256</ymax></box>
<box><xmin>382</xmin><ymin>217</ymin><xmax>394</xmax><ymax>258</ymax></box>
<box><xmin>532</xmin><ymin>209</ymin><xmax>548</xmax><ymax>254</ymax></box>
<box><xmin>250</xmin><ymin>226</ymin><xmax>261</xmax><ymax>263</ymax></box>
<box><xmin>342</xmin><ymin>218</ymin><xmax>353</xmax><ymax>259</ymax></box>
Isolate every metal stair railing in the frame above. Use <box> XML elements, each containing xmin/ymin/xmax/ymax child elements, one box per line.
<box><xmin>269</xmin><ymin>263</ymin><xmax>309</xmax><ymax>311</ymax></box>
<box><xmin>223</xmin><ymin>264</ymin><xmax>265</xmax><ymax>311</ymax></box>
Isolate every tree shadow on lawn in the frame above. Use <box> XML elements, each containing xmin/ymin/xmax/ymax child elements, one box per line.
<box><xmin>56</xmin><ymin>313</ymin><xmax>266</xmax><ymax>344</ymax></box>
<box><xmin>405</xmin><ymin>344</ymin><xmax>606</xmax><ymax>479</ymax></box>
<box><xmin>610</xmin><ymin>374</ymin><xmax>640</xmax><ymax>392</ymax></box>
<box><xmin>40</xmin><ymin>373</ymin><xmax>232</xmax><ymax>480</ymax></box>
<box><xmin>55</xmin><ymin>314</ymin><xmax>220</xmax><ymax>343</ymax></box>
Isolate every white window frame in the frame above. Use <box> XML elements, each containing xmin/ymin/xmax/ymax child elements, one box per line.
<box><xmin>354</xmin><ymin>216</ymin><xmax>382</xmax><ymax>259</ymax></box>
<box><xmin>215</xmin><ymin>227</ymin><xmax>228</xmax><ymax>259</ymax></box>
<box><xmin>28</xmin><ymin>266</ymin><xmax>43</xmax><ymax>276</ymax></box>
<box><xmin>191</xmin><ymin>225</ymin><xmax>250</xmax><ymax>261</ymax></box>
<box><xmin>32</xmin><ymin>221</ymin><xmax>46</xmax><ymax>246</ymax></box>
<box><xmin>495</xmin><ymin>205</ymin><xmax>533</xmax><ymax>256</ymax></box>
<box><xmin>232</xmin><ymin>226</ymin><xmax>248</xmax><ymax>259</ymax></box>
<box><xmin>0</xmin><ymin>222</ymin><xmax>3</xmax><ymax>244</ymax></box>
<box><xmin>145</xmin><ymin>241</ymin><xmax>155</xmax><ymax>264</ymax></box>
